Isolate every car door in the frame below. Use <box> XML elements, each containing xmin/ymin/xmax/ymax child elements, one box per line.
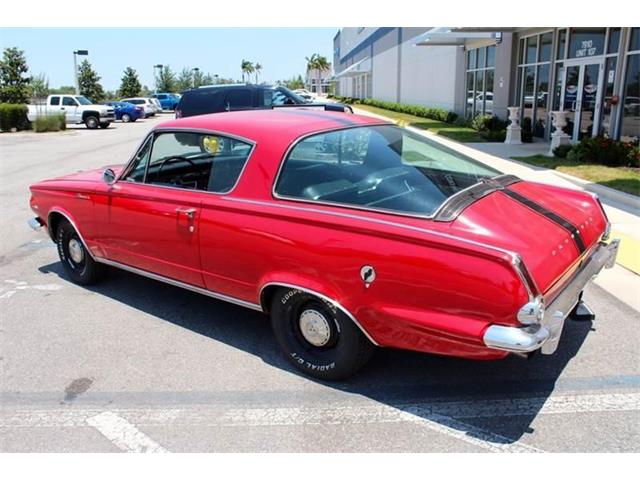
<box><xmin>61</xmin><ymin>96</ymin><xmax>80</xmax><ymax>123</ymax></box>
<box><xmin>94</xmin><ymin>131</ymin><xmax>219</xmax><ymax>287</ymax></box>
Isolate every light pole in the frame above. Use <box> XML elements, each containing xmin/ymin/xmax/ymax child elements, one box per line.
<box><xmin>214</xmin><ymin>74</ymin><xmax>219</xmax><ymax>85</ymax></box>
<box><xmin>73</xmin><ymin>50</ymin><xmax>89</xmax><ymax>95</ymax></box>
<box><xmin>153</xmin><ymin>64</ymin><xmax>163</xmax><ymax>93</ymax></box>
<box><xmin>192</xmin><ymin>67</ymin><xmax>200</xmax><ymax>88</ymax></box>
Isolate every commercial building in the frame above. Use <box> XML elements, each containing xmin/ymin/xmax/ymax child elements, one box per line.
<box><xmin>306</xmin><ymin>67</ymin><xmax>332</xmax><ymax>94</ymax></box>
<box><xmin>333</xmin><ymin>27</ymin><xmax>639</xmax><ymax>143</ymax></box>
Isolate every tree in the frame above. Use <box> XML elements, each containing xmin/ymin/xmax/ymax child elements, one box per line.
<box><xmin>50</xmin><ymin>85</ymin><xmax>76</xmax><ymax>94</ymax></box>
<box><xmin>254</xmin><ymin>62</ymin><xmax>263</xmax><ymax>83</ymax></box>
<box><xmin>0</xmin><ymin>47</ymin><xmax>31</xmax><ymax>104</ymax></box>
<box><xmin>176</xmin><ymin>67</ymin><xmax>193</xmax><ymax>92</ymax></box>
<box><xmin>118</xmin><ymin>67</ymin><xmax>142</xmax><ymax>98</ymax></box>
<box><xmin>241</xmin><ymin>59</ymin><xmax>254</xmax><ymax>83</ymax></box>
<box><xmin>77</xmin><ymin>59</ymin><xmax>105</xmax><ymax>103</ymax></box>
<box><xmin>305</xmin><ymin>53</ymin><xmax>330</xmax><ymax>94</ymax></box>
<box><xmin>28</xmin><ymin>73</ymin><xmax>49</xmax><ymax>100</ymax></box>
<box><xmin>193</xmin><ymin>70</ymin><xmax>207</xmax><ymax>88</ymax></box>
<box><xmin>284</xmin><ymin>74</ymin><xmax>305</xmax><ymax>90</ymax></box>
<box><xmin>155</xmin><ymin>65</ymin><xmax>176</xmax><ymax>93</ymax></box>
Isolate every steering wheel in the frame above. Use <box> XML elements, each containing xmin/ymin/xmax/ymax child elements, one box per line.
<box><xmin>156</xmin><ymin>156</ymin><xmax>196</xmax><ymax>176</ymax></box>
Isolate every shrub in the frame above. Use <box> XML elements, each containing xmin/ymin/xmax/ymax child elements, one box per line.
<box><xmin>553</xmin><ymin>144</ymin><xmax>573</xmax><ymax>158</ymax></box>
<box><xmin>453</xmin><ymin>116</ymin><xmax>472</xmax><ymax>128</ymax></box>
<box><xmin>33</xmin><ymin>114</ymin><xmax>66</xmax><ymax>133</ymax></box>
<box><xmin>0</xmin><ymin>103</ymin><xmax>29</xmax><ymax>131</ymax></box>
<box><xmin>351</xmin><ymin>97</ymin><xmax>458</xmax><ymax>123</ymax></box>
<box><xmin>480</xmin><ymin>129</ymin><xmax>506</xmax><ymax>142</ymax></box>
<box><xmin>628</xmin><ymin>146</ymin><xmax>640</xmax><ymax>168</ymax></box>
<box><xmin>471</xmin><ymin>114</ymin><xmax>508</xmax><ymax>133</ymax></box>
<box><xmin>521</xmin><ymin>117</ymin><xmax>533</xmax><ymax>143</ymax></box>
<box><xmin>566</xmin><ymin>136</ymin><xmax>637</xmax><ymax>167</ymax></box>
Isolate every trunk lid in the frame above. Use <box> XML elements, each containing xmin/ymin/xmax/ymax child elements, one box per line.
<box><xmin>447</xmin><ymin>181</ymin><xmax>606</xmax><ymax>294</ymax></box>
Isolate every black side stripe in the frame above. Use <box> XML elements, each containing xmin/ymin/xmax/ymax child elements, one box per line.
<box><xmin>502</xmin><ymin>188</ymin><xmax>586</xmax><ymax>254</ymax></box>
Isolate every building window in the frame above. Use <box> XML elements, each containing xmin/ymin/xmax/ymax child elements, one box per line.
<box><xmin>619</xmin><ymin>28</ymin><xmax>640</xmax><ymax>142</ymax></box>
<box><xmin>517</xmin><ymin>31</ymin><xmax>553</xmax><ymax>138</ymax></box>
<box><xmin>568</xmin><ymin>28</ymin><xmax>606</xmax><ymax>59</ymax></box>
<box><xmin>465</xmin><ymin>45</ymin><xmax>496</xmax><ymax>118</ymax></box>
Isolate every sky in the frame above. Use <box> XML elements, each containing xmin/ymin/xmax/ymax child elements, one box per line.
<box><xmin>0</xmin><ymin>28</ymin><xmax>337</xmax><ymax>91</ymax></box>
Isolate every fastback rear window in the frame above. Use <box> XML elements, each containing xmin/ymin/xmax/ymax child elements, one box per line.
<box><xmin>274</xmin><ymin>125</ymin><xmax>500</xmax><ymax>217</ymax></box>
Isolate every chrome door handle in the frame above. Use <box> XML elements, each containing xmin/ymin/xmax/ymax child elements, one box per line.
<box><xmin>176</xmin><ymin>207</ymin><xmax>196</xmax><ymax>218</ymax></box>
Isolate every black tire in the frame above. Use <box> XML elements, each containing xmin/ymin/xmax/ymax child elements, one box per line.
<box><xmin>121</xmin><ymin>113</ymin><xmax>131</xmax><ymax>123</ymax></box>
<box><xmin>56</xmin><ymin>219</ymin><xmax>104</xmax><ymax>285</ymax></box>
<box><xmin>84</xmin><ymin>116</ymin><xmax>99</xmax><ymax>129</ymax></box>
<box><xmin>270</xmin><ymin>288</ymin><xmax>375</xmax><ymax>380</ymax></box>
<box><xmin>99</xmin><ymin>122</ymin><xmax>109</xmax><ymax>129</ymax></box>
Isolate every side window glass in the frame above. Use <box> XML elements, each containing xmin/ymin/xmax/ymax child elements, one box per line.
<box><xmin>288</xmin><ymin>128</ymin><xmax>369</xmax><ymax>165</ymax></box>
<box><xmin>50</xmin><ymin>96</ymin><xmax>60</xmax><ymax>106</ymax></box>
<box><xmin>62</xmin><ymin>97</ymin><xmax>77</xmax><ymax>106</ymax></box>
<box><xmin>124</xmin><ymin>136</ymin><xmax>153</xmax><ymax>182</ymax></box>
<box><xmin>225</xmin><ymin>89</ymin><xmax>252</xmax><ymax>109</ymax></box>
<box><xmin>144</xmin><ymin>132</ymin><xmax>253</xmax><ymax>192</ymax></box>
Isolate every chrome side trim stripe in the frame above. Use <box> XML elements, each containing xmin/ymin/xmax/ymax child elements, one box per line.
<box><xmin>259</xmin><ymin>282</ymin><xmax>379</xmax><ymax>346</ymax></box>
<box><xmin>94</xmin><ymin>257</ymin><xmax>263</xmax><ymax>312</ymax></box>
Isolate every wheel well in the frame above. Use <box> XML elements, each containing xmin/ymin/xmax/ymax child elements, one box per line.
<box><xmin>260</xmin><ymin>285</ymin><xmax>284</xmax><ymax>313</ymax></box>
<box><xmin>47</xmin><ymin>211</ymin><xmax>66</xmax><ymax>241</ymax></box>
<box><xmin>82</xmin><ymin>111</ymin><xmax>99</xmax><ymax>121</ymax></box>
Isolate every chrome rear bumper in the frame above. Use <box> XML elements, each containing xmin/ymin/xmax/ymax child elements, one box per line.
<box><xmin>484</xmin><ymin>239</ymin><xmax>620</xmax><ymax>354</ymax></box>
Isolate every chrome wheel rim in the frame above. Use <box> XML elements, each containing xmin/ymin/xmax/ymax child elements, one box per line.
<box><xmin>299</xmin><ymin>309</ymin><xmax>332</xmax><ymax>347</ymax></box>
<box><xmin>68</xmin><ymin>238</ymin><xmax>84</xmax><ymax>264</ymax></box>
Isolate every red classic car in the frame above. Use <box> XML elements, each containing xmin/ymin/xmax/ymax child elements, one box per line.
<box><xmin>28</xmin><ymin>108</ymin><xmax>619</xmax><ymax>379</ymax></box>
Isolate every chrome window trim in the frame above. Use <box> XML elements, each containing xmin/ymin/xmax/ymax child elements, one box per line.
<box><xmin>259</xmin><ymin>281</ymin><xmax>379</xmax><ymax>346</ymax></box>
<box><xmin>116</xmin><ymin>127</ymin><xmax>257</xmax><ymax>196</ymax></box>
<box><xmin>271</xmin><ymin>123</ymin><xmax>502</xmax><ymax>222</ymax></box>
<box><xmin>94</xmin><ymin>257</ymin><xmax>263</xmax><ymax>312</ymax></box>
<box><xmin>47</xmin><ymin>208</ymin><xmax>97</xmax><ymax>260</ymax></box>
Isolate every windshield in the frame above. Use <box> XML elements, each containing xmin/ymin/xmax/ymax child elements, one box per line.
<box><xmin>75</xmin><ymin>96</ymin><xmax>93</xmax><ymax>105</ymax></box>
<box><xmin>277</xmin><ymin>86</ymin><xmax>307</xmax><ymax>104</ymax></box>
<box><xmin>275</xmin><ymin>125</ymin><xmax>501</xmax><ymax>217</ymax></box>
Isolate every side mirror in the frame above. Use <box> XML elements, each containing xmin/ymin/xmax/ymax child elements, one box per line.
<box><xmin>103</xmin><ymin>168</ymin><xmax>116</xmax><ymax>185</ymax></box>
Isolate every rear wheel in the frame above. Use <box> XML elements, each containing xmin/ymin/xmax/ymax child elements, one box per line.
<box><xmin>121</xmin><ymin>113</ymin><xmax>131</xmax><ymax>123</ymax></box>
<box><xmin>84</xmin><ymin>116</ymin><xmax>99</xmax><ymax>129</ymax></box>
<box><xmin>270</xmin><ymin>288</ymin><xmax>375</xmax><ymax>380</ymax></box>
<box><xmin>56</xmin><ymin>219</ymin><xmax>104</xmax><ymax>285</ymax></box>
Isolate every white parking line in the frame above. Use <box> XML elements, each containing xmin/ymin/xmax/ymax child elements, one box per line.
<box><xmin>86</xmin><ymin>411</ymin><xmax>168</xmax><ymax>453</ymax></box>
<box><xmin>3</xmin><ymin>392</ymin><xmax>639</xmax><ymax>453</ymax></box>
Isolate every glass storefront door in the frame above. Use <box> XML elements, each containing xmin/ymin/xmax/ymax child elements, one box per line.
<box><xmin>561</xmin><ymin>60</ymin><xmax>604</xmax><ymax>141</ymax></box>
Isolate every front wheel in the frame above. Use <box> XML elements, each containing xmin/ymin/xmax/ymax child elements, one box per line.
<box><xmin>270</xmin><ymin>288</ymin><xmax>375</xmax><ymax>380</ymax></box>
<box><xmin>84</xmin><ymin>116</ymin><xmax>99</xmax><ymax>129</ymax></box>
<box><xmin>56</xmin><ymin>219</ymin><xmax>105</xmax><ymax>285</ymax></box>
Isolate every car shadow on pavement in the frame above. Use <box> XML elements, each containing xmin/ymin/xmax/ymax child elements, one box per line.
<box><xmin>39</xmin><ymin>261</ymin><xmax>593</xmax><ymax>445</ymax></box>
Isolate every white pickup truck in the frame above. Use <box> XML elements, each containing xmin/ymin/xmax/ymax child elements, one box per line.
<box><xmin>27</xmin><ymin>95</ymin><xmax>115</xmax><ymax>129</ymax></box>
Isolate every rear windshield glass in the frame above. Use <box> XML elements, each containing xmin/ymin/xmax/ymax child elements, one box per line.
<box><xmin>274</xmin><ymin>125</ymin><xmax>500</xmax><ymax>217</ymax></box>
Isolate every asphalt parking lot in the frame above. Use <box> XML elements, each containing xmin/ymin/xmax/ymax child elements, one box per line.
<box><xmin>0</xmin><ymin>115</ymin><xmax>639</xmax><ymax>452</ymax></box>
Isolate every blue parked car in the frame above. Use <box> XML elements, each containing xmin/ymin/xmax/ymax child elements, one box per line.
<box><xmin>151</xmin><ymin>93</ymin><xmax>180</xmax><ymax>110</ymax></box>
<box><xmin>104</xmin><ymin>101</ymin><xmax>145</xmax><ymax>122</ymax></box>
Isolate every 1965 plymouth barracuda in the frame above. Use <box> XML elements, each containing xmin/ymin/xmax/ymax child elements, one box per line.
<box><xmin>28</xmin><ymin>108</ymin><xmax>620</xmax><ymax>379</ymax></box>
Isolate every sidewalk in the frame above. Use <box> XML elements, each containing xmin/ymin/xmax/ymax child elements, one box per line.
<box><xmin>354</xmin><ymin>106</ymin><xmax>640</xmax><ymax>310</ymax></box>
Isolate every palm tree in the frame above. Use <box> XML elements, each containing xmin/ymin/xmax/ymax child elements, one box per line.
<box><xmin>305</xmin><ymin>54</ymin><xmax>330</xmax><ymax>95</ymax></box>
<box><xmin>254</xmin><ymin>63</ymin><xmax>263</xmax><ymax>84</ymax></box>
<box><xmin>241</xmin><ymin>59</ymin><xmax>254</xmax><ymax>83</ymax></box>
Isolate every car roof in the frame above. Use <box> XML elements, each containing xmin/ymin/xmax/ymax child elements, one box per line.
<box><xmin>156</xmin><ymin>109</ymin><xmax>390</xmax><ymax>144</ymax></box>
